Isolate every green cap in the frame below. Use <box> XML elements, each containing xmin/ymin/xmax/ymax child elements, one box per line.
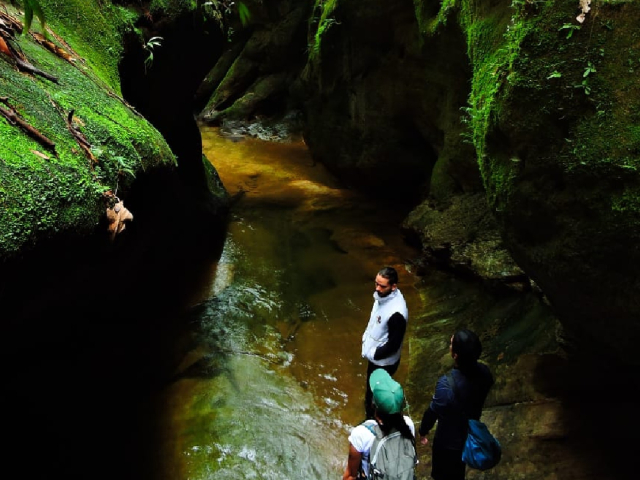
<box><xmin>369</xmin><ymin>369</ymin><xmax>404</xmax><ymax>414</ymax></box>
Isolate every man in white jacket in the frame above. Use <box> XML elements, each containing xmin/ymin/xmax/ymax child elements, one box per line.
<box><xmin>361</xmin><ymin>266</ymin><xmax>408</xmax><ymax>419</ymax></box>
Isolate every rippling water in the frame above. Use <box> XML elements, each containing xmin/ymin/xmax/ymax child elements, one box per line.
<box><xmin>152</xmin><ymin>126</ymin><xmax>423</xmax><ymax>479</ymax></box>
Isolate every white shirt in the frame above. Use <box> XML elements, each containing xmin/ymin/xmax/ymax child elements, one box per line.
<box><xmin>361</xmin><ymin>289</ymin><xmax>408</xmax><ymax>366</ymax></box>
<box><xmin>348</xmin><ymin>416</ymin><xmax>415</xmax><ymax>477</ymax></box>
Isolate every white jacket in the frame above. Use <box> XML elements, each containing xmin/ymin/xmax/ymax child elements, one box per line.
<box><xmin>361</xmin><ymin>289</ymin><xmax>408</xmax><ymax>366</ymax></box>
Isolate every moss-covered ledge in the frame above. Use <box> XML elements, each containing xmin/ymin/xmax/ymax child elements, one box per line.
<box><xmin>447</xmin><ymin>0</ymin><xmax>640</xmax><ymax>365</ymax></box>
<box><xmin>0</xmin><ymin>0</ymin><xmax>180</xmax><ymax>259</ymax></box>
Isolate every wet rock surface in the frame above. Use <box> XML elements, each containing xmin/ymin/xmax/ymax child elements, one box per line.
<box><xmin>217</xmin><ymin>110</ymin><xmax>305</xmax><ymax>143</ymax></box>
<box><xmin>402</xmin><ymin>193</ymin><xmax>528</xmax><ymax>291</ymax></box>
<box><xmin>406</xmin><ymin>268</ymin><xmax>637</xmax><ymax>480</ymax></box>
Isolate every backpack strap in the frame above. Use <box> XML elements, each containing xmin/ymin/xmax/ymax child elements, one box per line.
<box><xmin>362</xmin><ymin>420</ymin><xmax>377</xmax><ymax>437</ymax></box>
<box><xmin>357</xmin><ymin>421</ymin><xmax>379</xmax><ymax>479</ymax></box>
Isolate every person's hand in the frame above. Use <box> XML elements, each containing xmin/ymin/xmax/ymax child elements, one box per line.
<box><xmin>342</xmin><ymin>467</ymin><xmax>356</xmax><ymax>480</ymax></box>
<box><xmin>420</xmin><ymin>435</ymin><xmax>429</xmax><ymax>445</ymax></box>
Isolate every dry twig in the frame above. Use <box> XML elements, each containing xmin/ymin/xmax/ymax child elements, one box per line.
<box><xmin>65</xmin><ymin>109</ymin><xmax>96</xmax><ymax>162</ymax></box>
<box><xmin>31</xmin><ymin>32</ymin><xmax>76</xmax><ymax>64</ymax></box>
<box><xmin>0</xmin><ymin>13</ymin><xmax>58</xmax><ymax>83</ymax></box>
<box><xmin>0</xmin><ymin>96</ymin><xmax>56</xmax><ymax>152</ymax></box>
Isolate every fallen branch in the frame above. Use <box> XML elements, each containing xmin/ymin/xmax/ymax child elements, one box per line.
<box><xmin>0</xmin><ymin>12</ymin><xmax>57</xmax><ymax>82</ymax></box>
<box><xmin>0</xmin><ymin>97</ymin><xmax>56</xmax><ymax>152</ymax></box>
<box><xmin>13</xmin><ymin>55</ymin><xmax>58</xmax><ymax>82</ymax></box>
<box><xmin>0</xmin><ymin>25</ymin><xmax>59</xmax><ymax>83</ymax></box>
<box><xmin>31</xmin><ymin>32</ymin><xmax>76</xmax><ymax>64</ymax></box>
<box><xmin>65</xmin><ymin>109</ymin><xmax>96</xmax><ymax>162</ymax></box>
<box><xmin>45</xmin><ymin>26</ymin><xmax>84</xmax><ymax>66</ymax></box>
<box><xmin>0</xmin><ymin>10</ymin><xmax>23</xmax><ymax>35</ymax></box>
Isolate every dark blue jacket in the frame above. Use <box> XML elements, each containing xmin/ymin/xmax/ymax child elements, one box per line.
<box><xmin>419</xmin><ymin>363</ymin><xmax>493</xmax><ymax>450</ymax></box>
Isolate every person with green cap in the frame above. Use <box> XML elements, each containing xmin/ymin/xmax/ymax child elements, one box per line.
<box><xmin>343</xmin><ymin>370</ymin><xmax>416</xmax><ymax>480</ymax></box>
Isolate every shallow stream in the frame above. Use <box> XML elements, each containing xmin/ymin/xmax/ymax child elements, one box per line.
<box><xmin>150</xmin><ymin>126</ymin><xmax>425</xmax><ymax>479</ymax></box>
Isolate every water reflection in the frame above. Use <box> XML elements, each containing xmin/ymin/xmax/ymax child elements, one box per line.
<box><xmin>157</xmin><ymin>127</ymin><xmax>422</xmax><ymax>479</ymax></box>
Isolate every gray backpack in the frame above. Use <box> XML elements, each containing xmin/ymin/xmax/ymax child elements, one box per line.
<box><xmin>368</xmin><ymin>425</ymin><xmax>417</xmax><ymax>480</ymax></box>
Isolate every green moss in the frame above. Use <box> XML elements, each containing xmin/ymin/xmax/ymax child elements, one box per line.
<box><xmin>202</xmin><ymin>155</ymin><xmax>229</xmax><ymax>205</ymax></box>
<box><xmin>412</xmin><ymin>0</ymin><xmax>640</xmax><ymax>219</ymax></box>
<box><xmin>410</xmin><ymin>0</ymin><xmax>535</xmax><ymax>209</ymax></box>
<box><xmin>0</xmin><ymin>1</ymin><xmax>175</xmax><ymax>260</ymax></box>
<box><xmin>565</xmin><ymin>115</ymin><xmax>640</xmax><ymax>171</ymax></box>
<box><xmin>612</xmin><ymin>187</ymin><xmax>640</xmax><ymax>213</ymax></box>
<box><xmin>150</xmin><ymin>0</ymin><xmax>198</xmax><ymax>17</ymax></box>
<box><xmin>442</xmin><ymin>0</ymin><xmax>640</xmax><ymax>222</ymax></box>
<box><xmin>413</xmin><ymin>0</ymin><xmax>456</xmax><ymax>37</ymax></box>
<box><xmin>309</xmin><ymin>0</ymin><xmax>339</xmax><ymax>60</ymax></box>
<box><xmin>32</xmin><ymin>0</ymin><xmax>136</xmax><ymax>93</ymax></box>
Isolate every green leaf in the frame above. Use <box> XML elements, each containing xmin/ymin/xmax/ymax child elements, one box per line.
<box><xmin>547</xmin><ymin>71</ymin><xmax>562</xmax><ymax>79</ymax></box>
<box><xmin>237</xmin><ymin>2</ymin><xmax>251</xmax><ymax>26</ymax></box>
<box><xmin>22</xmin><ymin>4</ymin><xmax>33</xmax><ymax>34</ymax></box>
<box><xmin>147</xmin><ymin>36</ymin><xmax>163</xmax><ymax>49</ymax></box>
<box><xmin>22</xmin><ymin>0</ymin><xmax>47</xmax><ymax>37</ymax></box>
<box><xmin>559</xmin><ymin>23</ymin><xmax>580</xmax><ymax>40</ymax></box>
<box><xmin>583</xmin><ymin>63</ymin><xmax>596</xmax><ymax>77</ymax></box>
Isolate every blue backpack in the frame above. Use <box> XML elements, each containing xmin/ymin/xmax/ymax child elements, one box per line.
<box><xmin>462</xmin><ymin>418</ymin><xmax>501</xmax><ymax>470</ymax></box>
<box><xmin>447</xmin><ymin>373</ymin><xmax>501</xmax><ymax>471</ymax></box>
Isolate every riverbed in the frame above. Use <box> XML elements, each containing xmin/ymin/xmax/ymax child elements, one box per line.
<box><xmin>148</xmin><ymin>126</ymin><xmax>424</xmax><ymax>479</ymax></box>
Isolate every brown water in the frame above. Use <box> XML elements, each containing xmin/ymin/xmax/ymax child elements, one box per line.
<box><xmin>152</xmin><ymin>126</ymin><xmax>423</xmax><ymax>479</ymax></box>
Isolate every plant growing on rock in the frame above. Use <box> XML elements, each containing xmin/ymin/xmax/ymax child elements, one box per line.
<box><xmin>559</xmin><ymin>22</ymin><xmax>580</xmax><ymax>38</ymax></box>
<box><xmin>200</xmin><ymin>0</ymin><xmax>251</xmax><ymax>36</ymax></box>
<box><xmin>143</xmin><ymin>35</ymin><xmax>163</xmax><ymax>73</ymax></box>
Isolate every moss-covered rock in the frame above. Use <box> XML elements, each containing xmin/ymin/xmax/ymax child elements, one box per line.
<box><xmin>197</xmin><ymin>0</ymin><xmax>312</xmax><ymax>129</ymax></box>
<box><xmin>0</xmin><ymin>3</ymin><xmax>230</xmax><ymax>478</ymax></box>
<box><xmin>300</xmin><ymin>0</ymin><xmax>473</xmax><ymax>204</ymax></box>
<box><xmin>1</xmin><ymin>0</ymin><xmax>231</xmax><ymax>264</ymax></box>
<box><xmin>0</xmin><ymin>0</ymin><xmax>175</xmax><ymax>259</ymax></box>
<box><xmin>460</xmin><ymin>0</ymin><xmax>640</xmax><ymax>366</ymax></box>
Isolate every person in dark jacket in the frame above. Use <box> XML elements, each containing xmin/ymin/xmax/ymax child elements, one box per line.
<box><xmin>418</xmin><ymin>329</ymin><xmax>494</xmax><ymax>480</ymax></box>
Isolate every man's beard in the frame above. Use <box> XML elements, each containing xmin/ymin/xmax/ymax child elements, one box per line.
<box><xmin>375</xmin><ymin>289</ymin><xmax>392</xmax><ymax>298</ymax></box>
